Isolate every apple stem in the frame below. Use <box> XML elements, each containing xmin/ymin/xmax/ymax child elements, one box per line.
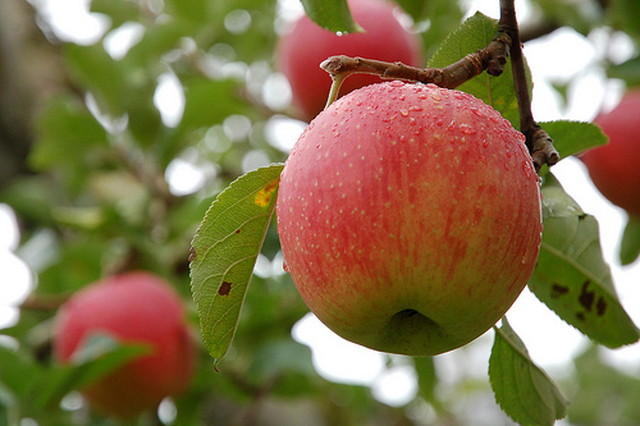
<box><xmin>319</xmin><ymin>0</ymin><xmax>560</xmax><ymax>173</ymax></box>
<box><xmin>324</xmin><ymin>72</ymin><xmax>348</xmax><ymax>110</ymax></box>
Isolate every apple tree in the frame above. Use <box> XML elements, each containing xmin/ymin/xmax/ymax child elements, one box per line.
<box><xmin>1</xmin><ymin>0</ymin><xmax>640</xmax><ymax>424</ymax></box>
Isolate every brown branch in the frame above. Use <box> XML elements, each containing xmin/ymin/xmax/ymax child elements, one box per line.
<box><xmin>20</xmin><ymin>294</ymin><xmax>69</xmax><ymax>311</ymax></box>
<box><xmin>321</xmin><ymin>32</ymin><xmax>511</xmax><ymax>90</ymax></box>
<box><xmin>520</xmin><ymin>20</ymin><xmax>561</xmax><ymax>42</ymax></box>
<box><xmin>499</xmin><ymin>0</ymin><xmax>559</xmax><ymax>171</ymax></box>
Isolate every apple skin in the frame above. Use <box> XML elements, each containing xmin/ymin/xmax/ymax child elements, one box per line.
<box><xmin>53</xmin><ymin>271</ymin><xmax>196</xmax><ymax>419</ymax></box>
<box><xmin>581</xmin><ymin>89</ymin><xmax>640</xmax><ymax>218</ymax></box>
<box><xmin>276</xmin><ymin>81</ymin><xmax>542</xmax><ymax>356</ymax></box>
<box><xmin>276</xmin><ymin>0</ymin><xmax>422</xmax><ymax>122</ymax></box>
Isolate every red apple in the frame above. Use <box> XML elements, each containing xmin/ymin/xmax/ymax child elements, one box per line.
<box><xmin>581</xmin><ymin>89</ymin><xmax>640</xmax><ymax>217</ymax></box>
<box><xmin>276</xmin><ymin>0</ymin><xmax>422</xmax><ymax>121</ymax></box>
<box><xmin>276</xmin><ymin>81</ymin><xmax>542</xmax><ymax>356</ymax></box>
<box><xmin>53</xmin><ymin>271</ymin><xmax>195</xmax><ymax>419</ymax></box>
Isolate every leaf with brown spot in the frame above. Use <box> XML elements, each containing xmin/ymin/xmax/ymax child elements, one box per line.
<box><xmin>189</xmin><ymin>164</ymin><xmax>284</xmax><ymax>364</ymax></box>
<box><xmin>529</xmin><ymin>177</ymin><xmax>640</xmax><ymax>348</ymax></box>
<box><xmin>550</xmin><ymin>283</ymin><xmax>569</xmax><ymax>298</ymax></box>
<box><xmin>578</xmin><ymin>280</ymin><xmax>595</xmax><ymax>312</ymax></box>
<box><xmin>218</xmin><ymin>281</ymin><xmax>232</xmax><ymax>296</ymax></box>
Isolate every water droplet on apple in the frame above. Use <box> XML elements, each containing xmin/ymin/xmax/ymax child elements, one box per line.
<box><xmin>470</xmin><ymin>107</ymin><xmax>485</xmax><ymax>118</ymax></box>
<box><xmin>459</xmin><ymin>124</ymin><xmax>476</xmax><ymax>135</ymax></box>
<box><xmin>521</xmin><ymin>160</ymin><xmax>534</xmax><ymax>178</ymax></box>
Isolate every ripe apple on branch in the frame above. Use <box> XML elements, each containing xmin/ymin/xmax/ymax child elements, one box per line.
<box><xmin>274</xmin><ymin>0</ymin><xmax>557</xmax><ymax>356</ymax></box>
<box><xmin>277</xmin><ymin>80</ymin><xmax>543</xmax><ymax>355</ymax></box>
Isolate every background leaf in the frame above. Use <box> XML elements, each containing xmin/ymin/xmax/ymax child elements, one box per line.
<box><xmin>540</xmin><ymin>120</ymin><xmax>608</xmax><ymax>159</ymax></box>
<box><xmin>529</xmin><ymin>177</ymin><xmax>640</xmax><ymax>347</ymax></box>
<box><xmin>35</xmin><ymin>335</ymin><xmax>149</xmax><ymax>412</ymax></box>
<box><xmin>620</xmin><ymin>216</ymin><xmax>640</xmax><ymax>265</ymax></box>
<box><xmin>489</xmin><ymin>319</ymin><xmax>567</xmax><ymax>426</ymax></box>
<box><xmin>300</xmin><ymin>0</ymin><xmax>362</xmax><ymax>33</ymax></box>
<box><xmin>189</xmin><ymin>164</ymin><xmax>284</xmax><ymax>363</ymax></box>
<box><xmin>394</xmin><ymin>0</ymin><xmax>464</xmax><ymax>58</ymax></box>
<box><xmin>413</xmin><ymin>357</ymin><xmax>438</xmax><ymax>404</ymax></box>
<box><xmin>611</xmin><ymin>0</ymin><xmax>640</xmax><ymax>37</ymax></box>
<box><xmin>609</xmin><ymin>55</ymin><xmax>640</xmax><ymax>85</ymax></box>
<box><xmin>0</xmin><ymin>336</ymin><xmax>146</xmax><ymax>416</ymax></box>
<box><xmin>31</xmin><ymin>97</ymin><xmax>109</xmax><ymax>172</ymax></box>
<box><xmin>64</xmin><ymin>43</ymin><xmax>127</xmax><ymax>116</ymax></box>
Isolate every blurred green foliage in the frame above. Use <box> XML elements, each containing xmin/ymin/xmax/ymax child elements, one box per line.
<box><xmin>1</xmin><ymin>0</ymin><xmax>640</xmax><ymax>424</ymax></box>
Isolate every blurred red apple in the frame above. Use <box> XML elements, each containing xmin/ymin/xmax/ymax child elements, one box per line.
<box><xmin>276</xmin><ymin>0</ymin><xmax>422</xmax><ymax>121</ymax></box>
<box><xmin>54</xmin><ymin>271</ymin><xmax>195</xmax><ymax>419</ymax></box>
<box><xmin>581</xmin><ymin>89</ymin><xmax>640</xmax><ymax>217</ymax></box>
<box><xmin>277</xmin><ymin>81</ymin><xmax>542</xmax><ymax>356</ymax></box>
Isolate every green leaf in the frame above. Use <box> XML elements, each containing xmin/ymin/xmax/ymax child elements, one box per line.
<box><xmin>189</xmin><ymin>164</ymin><xmax>284</xmax><ymax>363</ymax></box>
<box><xmin>415</xmin><ymin>0</ymin><xmax>464</xmax><ymax>58</ymax></box>
<box><xmin>394</xmin><ymin>0</ymin><xmax>431</xmax><ymax>21</ymax></box>
<box><xmin>428</xmin><ymin>12</ymin><xmax>529</xmax><ymax>128</ymax></box>
<box><xmin>540</xmin><ymin>120</ymin><xmax>608</xmax><ymax>159</ymax></box>
<box><xmin>300</xmin><ymin>0</ymin><xmax>363</xmax><ymax>33</ymax></box>
<box><xmin>91</xmin><ymin>0</ymin><xmax>140</xmax><ymax>28</ymax></box>
<box><xmin>0</xmin><ymin>346</ymin><xmax>41</xmax><ymax>401</ymax></box>
<box><xmin>30</xmin><ymin>97</ymin><xmax>109</xmax><ymax>171</ymax></box>
<box><xmin>413</xmin><ymin>357</ymin><xmax>438</xmax><ymax>403</ymax></box>
<box><xmin>176</xmin><ymin>78</ymin><xmax>245</xmax><ymax>137</ymax></box>
<box><xmin>164</xmin><ymin>0</ymin><xmax>209</xmax><ymax>22</ymax></box>
<box><xmin>489</xmin><ymin>318</ymin><xmax>567</xmax><ymax>426</ymax></box>
<box><xmin>35</xmin><ymin>334</ymin><xmax>149</xmax><ymax>411</ymax></box>
<box><xmin>620</xmin><ymin>216</ymin><xmax>640</xmax><ymax>265</ymax></box>
<box><xmin>529</xmin><ymin>177</ymin><xmax>640</xmax><ymax>347</ymax></box>
<box><xmin>0</xmin><ymin>335</ymin><xmax>147</xmax><ymax>415</ymax></box>
<box><xmin>123</xmin><ymin>20</ymin><xmax>191</xmax><ymax>66</ymax></box>
<box><xmin>395</xmin><ymin>0</ymin><xmax>464</xmax><ymax>57</ymax></box>
<box><xmin>65</xmin><ymin>43</ymin><xmax>126</xmax><ymax>115</ymax></box>
<box><xmin>610</xmin><ymin>55</ymin><xmax>640</xmax><ymax>87</ymax></box>
<box><xmin>611</xmin><ymin>0</ymin><xmax>640</xmax><ymax>37</ymax></box>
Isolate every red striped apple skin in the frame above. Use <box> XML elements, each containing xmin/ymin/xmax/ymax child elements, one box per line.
<box><xmin>277</xmin><ymin>81</ymin><xmax>542</xmax><ymax>356</ymax></box>
<box><xmin>581</xmin><ymin>89</ymin><xmax>640</xmax><ymax>218</ymax></box>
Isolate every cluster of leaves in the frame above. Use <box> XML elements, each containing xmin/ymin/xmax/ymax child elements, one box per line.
<box><xmin>1</xmin><ymin>0</ymin><xmax>640</xmax><ymax>425</ymax></box>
